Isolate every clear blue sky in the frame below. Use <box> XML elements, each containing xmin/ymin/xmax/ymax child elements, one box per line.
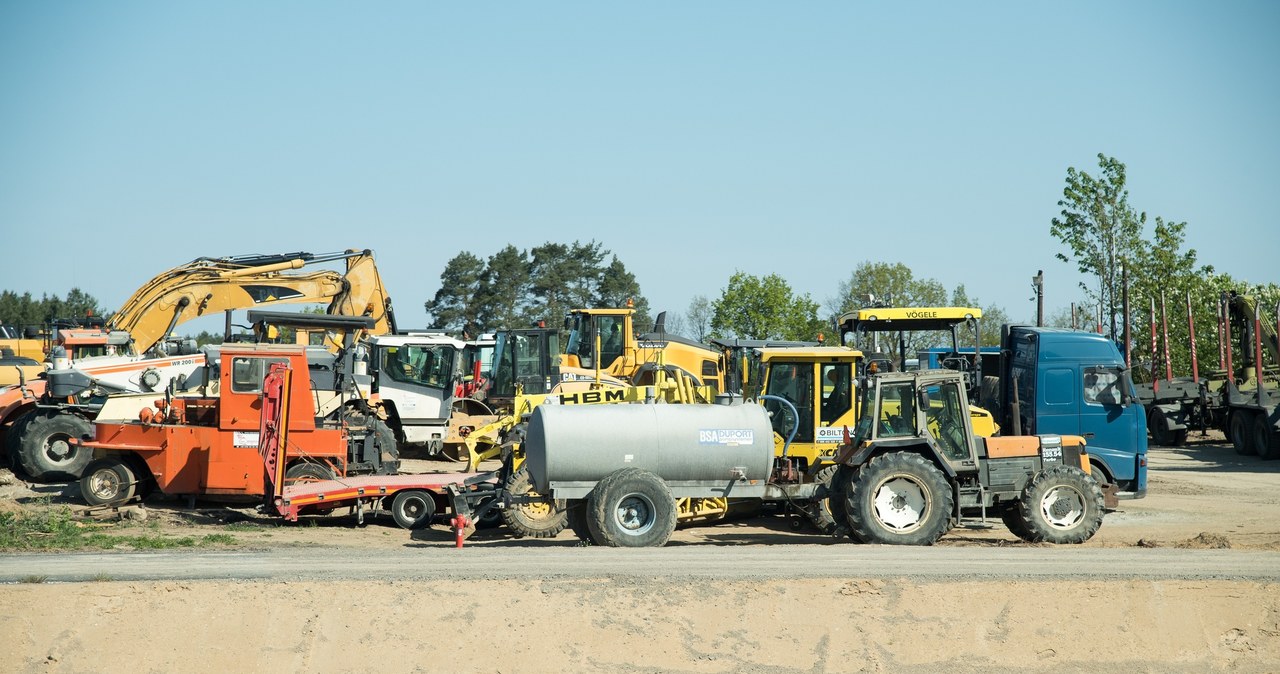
<box><xmin>2</xmin><ymin>2</ymin><xmax>1276</xmax><ymax>333</ymax></box>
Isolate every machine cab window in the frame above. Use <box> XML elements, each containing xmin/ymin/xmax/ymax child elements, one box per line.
<box><xmin>820</xmin><ymin>362</ymin><xmax>853</xmax><ymax>425</ymax></box>
<box><xmin>765</xmin><ymin>362</ymin><xmax>815</xmax><ymax>442</ymax></box>
<box><xmin>1083</xmin><ymin>366</ymin><xmax>1123</xmax><ymax>406</ymax></box>
<box><xmin>230</xmin><ymin>357</ymin><xmax>289</xmax><ymax>394</ymax></box>
<box><xmin>921</xmin><ymin>381</ymin><xmax>970</xmax><ymax>461</ymax></box>
<box><xmin>382</xmin><ymin>345</ymin><xmax>456</xmax><ymax>389</ymax></box>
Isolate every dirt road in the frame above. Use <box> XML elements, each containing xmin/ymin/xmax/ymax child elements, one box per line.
<box><xmin>2</xmin><ymin>435</ymin><xmax>1279</xmax><ymax>672</ymax></box>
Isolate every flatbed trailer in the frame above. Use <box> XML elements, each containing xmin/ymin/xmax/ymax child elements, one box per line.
<box><xmin>271</xmin><ymin>471</ymin><xmax>493</xmax><ymax>527</ymax></box>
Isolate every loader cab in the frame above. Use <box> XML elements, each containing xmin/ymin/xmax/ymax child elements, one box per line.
<box><xmin>564</xmin><ymin>309</ymin><xmax>631</xmax><ymax>373</ymax></box>
<box><xmin>367</xmin><ymin>333</ymin><xmax>463</xmax><ymax>450</ymax></box>
<box><xmin>750</xmin><ymin>346</ymin><xmax>862</xmax><ymax>469</ymax></box>
<box><xmin>489</xmin><ymin>328</ymin><xmax>561</xmax><ymax>411</ymax></box>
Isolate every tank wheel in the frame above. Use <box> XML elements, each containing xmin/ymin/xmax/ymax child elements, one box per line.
<box><xmin>389</xmin><ymin>490</ymin><xmax>436</xmax><ymax>530</ymax></box>
<box><xmin>1231</xmin><ymin>412</ymin><xmax>1256</xmax><ymax>456</ymax></box>
<box><xmin>1254</xmin><ymin>415</ymin><xmax>1280</xmax><ymax>461</ymax></box>
<box><xmin>285</xmin><ymin>462</ymin><xmax>335</xmax><ymax>485</ymax></box>
<box><xmin>586</xmin><ymin>468</ymin><xmax>677</xmax><ymax>548</ymax></box>
<box><xmin>81</xmin><ymin>457</ymin><xmax>138</xmax><ymax>506</ymax></box>
<box><xmin>1009</xmin><ymin>465</ymin><xmax>1105</xmax><ymax>544</ymax></box>
<box><xmin>16</xmin><ymin>411</ymin><xmax>94</xmax><ymax>482</ymax></box>
<box><xmin>1148</xmin><ymin>408</ymin><xmax>1186</xmax><ymax>447</ymax></box>
<box><xmin>500</xmin><ymin>466</ymin><xmax>567</xmax><ymax>538</ymax></box>
<box><xmin>844</xmin><ymin>452</ymin><xmax>953</xmax><ymax>546</ymax></box>
<box><xmin>566</xmin><ymin>501</ymin><xmax>596</xmax><ymax>545</ymax></box>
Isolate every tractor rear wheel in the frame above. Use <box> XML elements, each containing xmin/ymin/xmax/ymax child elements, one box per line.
<box><xmin>16</xmin><ymin>411</ymin><xmax>94</xmax><ymax>482</ymax></box>
<box><xmin>1254</xmin><ymin>415</ymin><xmax>1280</xmax><ymax>460</ymax></box>
<box><xmin>586</xmin><ymin>468</ymin><xmax>677</xmax><ymax>548</ymax></box>
<box><xmin>1009</xmin><ymin>465</ymin><xmax>1104</xmax><ymax>544</ymax></box>
<box><xmin>81</xmin><ymin>457</ymin><xmax>138</xmax><ymax>506</ymax></box>
<box><xmin>500</xmin><ymin>465</ymin><xmax>568</xmax><ymax>538</ymax></box>
<box><xmin>845</xmin><ymin>452</ymin><xmax>953</xmax><ymax>546</ymax></box>
<box><xmin>1231</xmin><ymin>412</ymin><xmax>1256</xmax><ymax>456</ymax></box>
<box><xmin>389</xmin><ymin>490</ymin><xmax>436</xmax><ymax>530</ymax></box>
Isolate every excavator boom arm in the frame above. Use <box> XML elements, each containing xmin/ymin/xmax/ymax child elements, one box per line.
<box><xmin>106</xmin><ymin>249</ymin><xmax>394</xmax><ymax>353</ymax></box>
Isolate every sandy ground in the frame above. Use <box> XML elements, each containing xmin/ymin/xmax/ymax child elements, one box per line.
<box><xmin>2</xmin><ymin>431</ymin><xmax>1280</xmax><ymax>672</ymax></box>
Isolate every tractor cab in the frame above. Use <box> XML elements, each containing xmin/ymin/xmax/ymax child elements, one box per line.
<box><xmin>849</xmin><ymin>369</ymin><xmax>981</xmax><ymax>475</ymax></box>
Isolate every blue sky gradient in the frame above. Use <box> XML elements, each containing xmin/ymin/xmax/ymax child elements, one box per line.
<box><xmin>2</xmin><ymin>2</ymin><xmax>1276</xmax><ymax>331</ymax></box>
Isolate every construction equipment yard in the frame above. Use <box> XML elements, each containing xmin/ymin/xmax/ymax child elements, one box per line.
<box><xmin>2</xmin><ymin>433</ymin><xmax>1278</xmax><ymax>673</ymax></box>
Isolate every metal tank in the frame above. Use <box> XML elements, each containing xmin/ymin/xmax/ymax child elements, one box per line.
<box><xmin>524</xmin><ymin>400</ymin><xmax>775</xmax><ymax>499</ymax></box>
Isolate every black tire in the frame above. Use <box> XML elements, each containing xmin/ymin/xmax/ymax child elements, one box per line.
<box><xmin>3</xmin><ymin>410</ymin><xmax>34</xmax><ymax>469</ymax></box>
<box><xmin>1088</xmin><ymin>461</ymin><xmax>1109</xmax><ymax>488</ymax></box>
<box><xmin>80</xmin><ymin>457</ymin><xmax>138</xmax><ymax>506</ymax></box>
<box><xmin>1231</xmin><ymin>412</ymin><xmax>1256</xmax><ymax>456</ymax></box>
<box><xmin>1009</xmin><ymin>465</ymin><xmax>1105</xmax><ymax>544</ymax></box>
<box><xmin>16</xmin><ymin>411</ymin><xmax>94</xmax><ymax>482</ymax></box>
<box><xmin>285</xmin><ymin>462</ymin><xmax>335</xmax><ymax>485</ymax></box>
<box><xmin>566</xmin><ymin>501</ymin><xmax>596</xmax><ymax>544</ymax></box>
<box><xmin>585</xmin><ymin>468</ymin><xmax>677</xmax><ymax>548</ymax></box>
<box><xmin>999</xmin><ymin>504</ymin><xmax>1032</xmax><ymax>540</ymax></box>
<box><xmin>1254</xmin><ymin>414</ymin><xmax>1280</xmax><ymax>461</ymax></box>
<box><xmin>808</xmin><ymin>464</ymin><xmax>840</xmax><ymax>534</ymax></box>
<box><xmin>1148</xmin><ymin>408</ymin><xmax>1171</xmax><ymax>446</ymax></box>
<box><xmin>826</xmin><ymin>465</ymin><xmax>855</xmax><ymax>537</ymax></box>
<box><xmin>367</xmin><ymin>416</ymin><xmax>400</xmax><ymax>474</ymax></box>
<box><xmin>979</xmin><ymin>376</ymin><xmax>1001</xmax><ymax>414</ymax></box>
<box><xmin>844</xmin><ymin>452</ymin><xmax>953</xmax><ymax>546</ymax></box>
<box><xmin>390</xmin><ymin>489</ymin><xmax>436</xmax><ymax>530</ymax></box>
<box><xmin>500</xmin><ymin>465</ymin><xmax>568</xmax><ymax>538</ymax></box>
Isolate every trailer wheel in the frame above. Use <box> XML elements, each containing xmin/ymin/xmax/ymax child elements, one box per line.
<box><xmin>81</xmin><ymin>457</ymin><xmax>137</xmax><ymax>506</ymax></box>
<box><xmin>500</xmin><ymin>466</ymin><xmax>568</xmax><ymax>538</ymax></box>
<box><xmin>1148</xmin><ymin>408</ymin><xmax>1187</xmax><ymax>447</ymax></box>
<box><xmin>390</xmin><ymin>490</ymin><xmax>436</xmax><ymax>530</ymax></box>
<box><xmin>1010</xmin><ymin>465</ymin><xmax>1104</xmax><ymax>544</ymax></box>
<box><xmin>586</xmin><ymin>468</ymin><xmax>677</xmax><ymax>548</ymax></box>
<box><xmin>1231</xmin><ymin>412</ymin><xmax>1256</xmax><ymax>456</ymax></box>
<box><xmin>845</xmin><ymin>452</ymin><xmax>952</xmax><ymax>545</ymax></box>
<box><xmin>16</xmin><ymin>411</ymin><xmax>94</xmax><ymax>482</ymax></box>
<box><xmin>1253</xmin><ymin>415</ymin><xmax>1280</xmax><ymax>461</ymax></box>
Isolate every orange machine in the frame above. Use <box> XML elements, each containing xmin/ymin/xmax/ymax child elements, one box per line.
<box><xmin>77</xmin><ymin>344</ymin><xmax>397</xmax><ymax>504</ymax></box>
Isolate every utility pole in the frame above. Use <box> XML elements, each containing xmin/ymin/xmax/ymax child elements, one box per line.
<box><xmin>1031</xmin><ymin>270</ymin><xmax>1044</xmax><ymax>327</ymax></box>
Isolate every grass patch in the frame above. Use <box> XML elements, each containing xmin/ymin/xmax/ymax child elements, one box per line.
<box><xmin>20</xmin><ymin>574</ymin><xmax>48</xmax><ymax>584</ymax></box>
<box><xmin>0</xmin><ymin>509</ymin><xmax>239</xmax><ymax>552</ymax></box>
<box><xmin>90</xmin><ymin>572</ymin><xmax>114</xmax><ymax>582</ymax></box>
<box><xmin>223</xmin><ymin>522</ymin><xmax>261</xmax><ymax>532</ymax></box>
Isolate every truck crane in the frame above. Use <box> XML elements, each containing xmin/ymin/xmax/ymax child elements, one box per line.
<box><xmin>0</xmin><ymin>249</ymin><xmax>395</xmax><ymax>482</ymax></box>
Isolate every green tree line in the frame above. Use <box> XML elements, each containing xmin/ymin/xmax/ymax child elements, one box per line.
<box><xmin>1050</xmin><ymin>153</ymin><xmax>1280</xmax><ymax>383</ymax></box>
<box><xmin>0</xmin><ymin>289</ymin><xmax>107</xmax><ymax>331</ymax></box>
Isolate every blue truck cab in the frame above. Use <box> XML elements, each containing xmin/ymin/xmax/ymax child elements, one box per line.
<box><xmin>999</xmin><ymin>326</ymin><xmax>1148</xmax><ymax>499</ymax></box>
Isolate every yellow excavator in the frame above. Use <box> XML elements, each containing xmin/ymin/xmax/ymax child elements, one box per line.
<box><xmin>1</xmin><ymin>249</ymin><xmax>395</xmax><ymax>481</ymax></box>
